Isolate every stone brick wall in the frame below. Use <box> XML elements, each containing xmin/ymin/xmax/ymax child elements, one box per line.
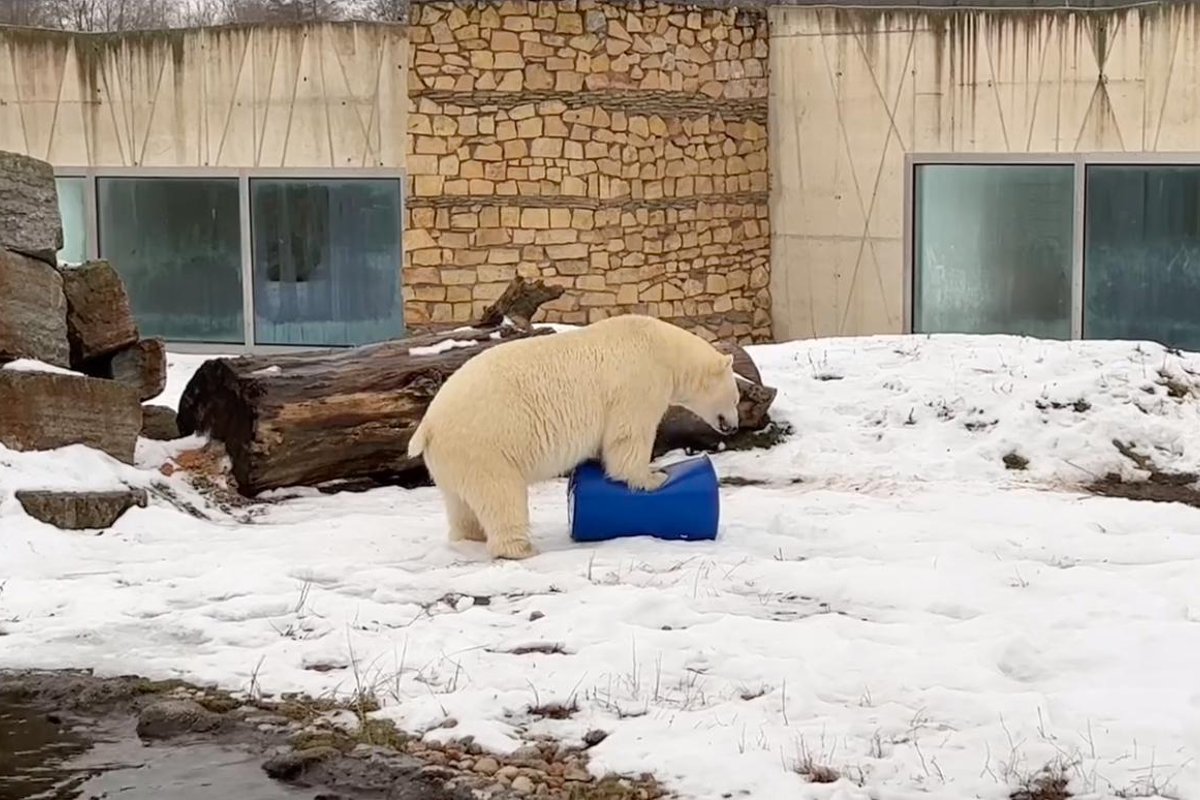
<box><xmin>404</xmin><ymin>0</ymin><xmax>771</xmax><ymax>343</ymax></box>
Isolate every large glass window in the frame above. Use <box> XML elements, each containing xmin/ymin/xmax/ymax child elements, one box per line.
<box><xmin>98</xmin><ymin>177</ymin><xmax>243</xmax><ymax>344</ymax></box>
<box><xmin>1084</xmin><ymin>166</ymin><xmax>1200</xmax><ymax>350</ymax></box>
<box><xmin>55</xmin><ymin>177</ymin><xmax>88</xmax><ymax>265</ymax></box>
<box><xmin>250</xmin><ymin>179</ymin><xmax>403</xmax><ymax>347</ymax></box>
<box><xmin>914</xmin><ymin>164</ymin><xmax>1075</xmax><ymax>340</ymax></box>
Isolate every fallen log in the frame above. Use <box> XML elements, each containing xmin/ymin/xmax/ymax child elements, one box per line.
<box><xmin>177</xmin><ymin>278</ymin><xmax>778</xmax><ymax>497</ymax></box>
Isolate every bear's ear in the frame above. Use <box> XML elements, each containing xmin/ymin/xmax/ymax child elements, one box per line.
<box><xmin>717</xmin><ymin>353</ymin><xmax>734</xmax><ymax>372</ymax></box>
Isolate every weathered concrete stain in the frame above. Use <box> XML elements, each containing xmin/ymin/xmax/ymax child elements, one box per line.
<box><xmin>0</xmin><ymin>21</ymin><xmax>407</xmax><ymax>168</ymax></box>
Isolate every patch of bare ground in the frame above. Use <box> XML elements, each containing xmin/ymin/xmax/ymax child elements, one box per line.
<box><xmin>0</xmin><ymin>669</ymin><xmax>671</xmax><ymax>800</ymax></box>
<box><xmin>1085</xmin><ymin>439</ymin><xmax>1200</xmax><ymax>509</ymax></box>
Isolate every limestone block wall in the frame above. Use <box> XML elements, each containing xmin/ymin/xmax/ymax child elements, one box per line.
<box><xmin>404</xmin><ymin>0</ymin><xmax>771</xmax><ymax>343</ymax></box>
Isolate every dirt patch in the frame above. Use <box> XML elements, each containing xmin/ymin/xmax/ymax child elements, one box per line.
<box><xmin>1086</xmin><ymin>472</ymin><xmax>1200</xmax><ymax>508</ymax></box>
<box><xmin>1084</xmin><ymin>439</ymin><xmax>1200</xmax><ymax>509</ymax></box>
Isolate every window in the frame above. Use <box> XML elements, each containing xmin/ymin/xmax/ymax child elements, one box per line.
<box><xmin>55</xmin><ymin>177</ymin><xmax>88</xmax><ymax>265</ymax></box>
<box><xmin>913</xmin><ymin>164</ymin><xmax>1075</xmax><ymax>340</ymax></box>
<box><xmin>98</xmin><ymin>177</ymin><xmax>244</xmax><ymax>344</ymax></box>
<box><xmin>251</xmin><ymin>179</ymin><xmax>404</xmax><ymax>347</ymax></box>
<box><xmin>59</xmin><ymin>170</ymin><xmax>406</xmax><ymax>351</ymax></box>
<box><xmin>1084</xmin><ymin>166</ymin><xmax>1200</xmax><ymax>350</ymax></box>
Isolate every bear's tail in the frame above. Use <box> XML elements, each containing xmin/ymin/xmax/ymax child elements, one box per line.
<box><xmin>407</xmin><ymin>420</ymin><xmax>428</xmax><ymax>458</ymax></box>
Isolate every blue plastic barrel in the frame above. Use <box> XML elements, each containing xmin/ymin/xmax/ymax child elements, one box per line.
<box><xmin>567</xmin><ymin>455</ymin><xmax>721</xmax><ymax>543</ymax></box>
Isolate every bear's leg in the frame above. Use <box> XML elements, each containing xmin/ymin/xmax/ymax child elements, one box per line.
<box><xmin>459</xmin><ymin>473</ymin><xmax>536</xmax><ymax>560</ymax></box>
<box><xmin>601</xmin><ymin>422</ymin><xmax>668</xmax><ymax>492</ymax></box>
<box><xmin>442</xmin><ymin>489</ymin><xmax>486</xmax><ymax>542</ymax></box>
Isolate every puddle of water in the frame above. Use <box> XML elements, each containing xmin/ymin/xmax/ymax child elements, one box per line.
<box><xmin>0</xmin><ymin>701</ymin><xmax>320</xmax><ymax>800</ymax></box>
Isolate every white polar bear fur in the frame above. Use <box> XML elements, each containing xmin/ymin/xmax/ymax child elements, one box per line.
<box><xmin>407</xmin><ymin>314</ymin><xmax>742</xmax><ymax>560</ymax></box>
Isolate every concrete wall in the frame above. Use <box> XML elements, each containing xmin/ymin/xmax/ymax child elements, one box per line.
<box><xmin>0</xmin><ymin>23</ymin><xmax>408</xmax><ymax>168</ymax></box>
<box><xmin>769</xmin><ymin>4</ymin><xmax>1200</xmax><ymax>341</ymax></box>
<box><xmin>404</xmin><ymin>0</ymin><xmax>772</xmax><ymax>343</ymax></box>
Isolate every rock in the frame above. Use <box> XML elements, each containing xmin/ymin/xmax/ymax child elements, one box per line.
<box><xmin>0</xmin><ymin>150</ymin><xmax>62</xmax><ymax>264</ymax></box>
<box><xmin>582</xmin><ymin>729</ymin><xmax>608</xmax><ymax>747</ymax></box>
<box><xmin>262</xmin><ymin>746</ymin><xmax>341</xmax><ymax>781</ymax></box>
<box><xmin>86</xmin><ymin>338</ymin><xmax>167</xmax><ymax>401</ymax></box>
<box><xmin>136</xmin><ymin>699</ymin><xmax>225</xmax><ymax>740</ymax></box>
<box><xmin>0</xmin><ymin>249</ymin><xmax>69</xmax><ymax>367</ymax></box>
<box><xmin>16</xmin><ymin>488</ymin><xmax>148</xmax><ymax>530</ymax></box>
<box><xmin>60</xmin><ymin>261</ymin><xmax>139</xmax><ymax>364</ymax></box>
<box><xmin>0</xmin><ymin>370</ymin><xmax>141</xmax><ymax>463</ymax></box>
<box><xmin>141</xmin><ymin>404</ymin><xmax>180</xmax><ymax>441</ymax></box>
<box><xmin>474</xmin><ymin>756</ymin><xmax>500</xmax><ymax>775</ymax></box>
<box><xmin>564</xmin><ymin>767</ymin><xmax>592</xmax><ymax>782</ymax></box>
<box><xmin>511</xmin><ymin>775</ymin><xmax>535</xmax><ymax>794</ymax></box>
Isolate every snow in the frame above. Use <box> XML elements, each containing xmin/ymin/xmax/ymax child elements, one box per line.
<box><xmin>1</xmin><ymin>358</ymin><xmax>76</xmax><ymax>376</ymax></box>
<box><xmin>4</xmin><ymin>333</ymin><xmax>1200</xmax><ymax>799</ymax></box>
<box><xmin>410</xmin><ymin>339</ymin><xmax>482</xmax><ymax>356</ymax></box>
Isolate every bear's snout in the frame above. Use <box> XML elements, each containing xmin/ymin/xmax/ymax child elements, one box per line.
<box><xmin>717</xmin><ymin>414</ymin><xmax>738</xmax><ymax>435</ymax></box>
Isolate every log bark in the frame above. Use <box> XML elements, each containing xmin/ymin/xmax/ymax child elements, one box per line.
<box><xmin>477</xmin><ymin>276</ymin><xmax>566</xmax><ymax>330</ymax></box>
<box><xmin>61</xmin><ymin>261</ymin><xmax>140</xmax><ymax>365</ymax></box>
<box><xmin>177</xmin><ymin>325</ymin><xmax>555</xmax><ymax>495</ymax></box>
<box><xmin>177</xmin><ymin>279</ymin><xmax>777</xmax><ymax>497</ymax></box>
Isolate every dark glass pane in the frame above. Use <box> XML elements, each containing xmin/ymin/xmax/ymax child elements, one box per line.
<box><xmin>97</xmin><ymin>177</ymin><xmax>243</xmax><ymax>344</ymax></box>
<box><xmin>55</xmin><ymin>177</ymin><xmax>88</xmax><ymax>265</ymax></box>
<box><xmin>250</xmin><ymin>179</ymin><xmax>403</xmax><ymax>347</ymax></box>
<box><xmin>1084</xmin><ymin>166</ymin><xmax>1200</xmax><ymax>350</ymax></box>
<box><xmin>914</xmin><ymin>164</ymin><xmax>1075</xmax><ymax>339</ymax></box>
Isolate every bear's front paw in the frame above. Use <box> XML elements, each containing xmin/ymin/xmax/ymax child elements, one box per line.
<box><xmin>628</xmin><ymin>470</ymin><xmax>669</xmax><ymax>492</ymax></box>
<box><xmin>487</xmin><ymin>536</ymin><xmax>538</xmax><ymax>560</ymax></box>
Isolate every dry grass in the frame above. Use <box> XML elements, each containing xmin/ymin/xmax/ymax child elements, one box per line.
<box><xmin>1010</xmin><ymin>764</ymin><xmax>1072</xmax><ymax>800</ymax></box>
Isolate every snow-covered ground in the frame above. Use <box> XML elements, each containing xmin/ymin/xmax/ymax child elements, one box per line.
<box><xmin>5</xmin><ymin>334</ymin><xmax>1200</xmax><ymax>800</ymax></box>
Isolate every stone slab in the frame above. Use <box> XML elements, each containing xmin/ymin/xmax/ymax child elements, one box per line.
<box><xmin>0</xmin><ymin>370</ymin><xmax>141</xmax><ymax>463</ymax></box>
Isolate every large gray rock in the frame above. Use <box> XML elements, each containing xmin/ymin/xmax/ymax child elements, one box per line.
<box><xmin>0</xmin><ymin>249</ymin><xmax>69</xmax><ymax>367</ymax></box>
<box><xmin>85</xmin><ymin>338</ymin><xmax>167</xmax><ymax>402</ymax></box>
<box><xmin>16</xmin><ymin>488</ymin><xmax>148</xmax><ymax>530</ymax></box>
<box><xmin>60</xmin><ymin>261</ymin><xmax>139</xmax><ymax>365</ymax></box>
<box><xmin>141</xmin><ymin>404</ymin><xmax>180</xmax><ymax>441</ymax></box>
<box><xmin>136</xmin><ymin>700</ymin><xmax>226</xmax><ymax>740</ymax></box>
<box><xmin>0</xmin><ymin>151</ymin><xmax>63</xmax><ymax>265</ymax></box>
<box><xmin>0</xmin><ymin>370</ymin><xmax>141</xmax><ymax>463</ymax></box>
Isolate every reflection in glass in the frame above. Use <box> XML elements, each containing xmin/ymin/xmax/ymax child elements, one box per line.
<box><xmin>251</xmin><ymin>179</ymin><xmax>403</xmax><ymax>347</ymax></box>
<box><xmin>55</xmin><ymin>177</ymin><xmax>88</xmax><ymax>265</ymax></box>
<box><xmin>914</xmin><ymin>164</ymin><xmax>1075</xmax><ymax>340</ymax></box>
<box><xmin>1084</xmin><ymin>165</ymin><xmax>1200</xmax><ymax>350</ymax></box>
<box><xmin>97</xmin><ymin>177</ymin><xmax>243</xmax><ymax>344</ymax></box>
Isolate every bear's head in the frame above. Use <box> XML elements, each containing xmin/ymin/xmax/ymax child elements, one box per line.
<box><xmin>677</xmin><ymin>353</ymin><xmax>741</xmax><ymax>436</ymax></box>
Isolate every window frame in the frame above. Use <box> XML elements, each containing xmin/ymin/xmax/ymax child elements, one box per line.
<box><xmin>904</xmin><ymin>152</ymin><xmax>1200</xmax><ymax>342</ymax></box>
<box><xmin>54</xmin><ymin>166</ymin><xmax>407</xmax><ymax>355</ymax></box>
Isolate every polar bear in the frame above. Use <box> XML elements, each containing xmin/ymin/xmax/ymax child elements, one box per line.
<box><xmin>406</xmin><ymin>314</ymin><xmax>741</xmax><ymax>560</ymax></box>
